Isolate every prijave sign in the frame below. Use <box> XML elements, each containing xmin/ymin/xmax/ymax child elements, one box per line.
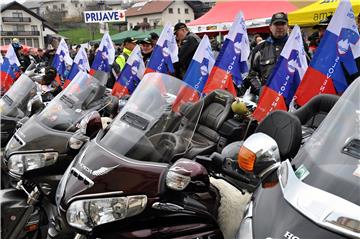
<box><xmin>84</xmin><ymin>10</ymin><xmax>125</xmax><ymax>23</ymax></box>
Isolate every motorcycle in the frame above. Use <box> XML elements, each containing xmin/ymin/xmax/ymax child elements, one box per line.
<box><xmin>1</xmin><ymin>71</ymin><xmax>116</xmax><ymax>239</ymax></box>
<box><xmin>52</xmin><ymin>72</ymin><xmax>256</xmax><ymax>239</ymax></box>
<box><xmin>236</xmin><ymin>79</ymin><xmax>360</xmax><ymax>239</ymax></box>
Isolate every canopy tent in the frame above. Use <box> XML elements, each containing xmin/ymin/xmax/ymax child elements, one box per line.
<box><xmin>187</xmin><ymin>1</ymin><xmax>299</xmax><ymax>34</ymax></box>
<box><xmin>288</xmin><ymin>0</ymin><xmax>360</xmax><ymax>26</ymax></box>
<box><xmin>92</xmin><ymin>28</ymin><xmax>163</xmax><ymax>44</ymax></box>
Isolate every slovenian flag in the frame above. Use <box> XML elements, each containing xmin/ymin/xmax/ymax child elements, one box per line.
<box><xmin>90</xmin><ymin>32</ymin><xmax>115</xmax><ymax>75</ymax></box>
<box><xmin>145</xmin><ymin>23</ymin><xmax>178</xmax><ymax>75</ymax></box>
<box><xmin>0</xmin><ymin>44</ymin><xmax>21</xmax><ymax>93</ymax></box>
<box><xmin>63</xmin><ymin>46</ymin><xmax>90</xmax><ymax>88</ymax></box>
<box><xmin>203</xmin><ymin>12</ymin><xmax>250</xmax><ymax>96</ymax></box>
<box><xmin>51</xmin><ymin>38</ymin><xmax>73</xmax><ymax>84</ymax></box>
<box><xmin>295</xmin><ymin>0</ymin><xmax>359</xmax><ymax>106</ymax></box>
<box><xmin>172</xmin><ymin>35</ymin><xmax>215</xmax><ymax>112</ymax></box>
<box><xmin>112</xmin><ymin>45</ymin><xmax>145</xmax><ymax>98</ymax></box>
<box><xmin>253</xmin><ymin>25</ymin><xmax>308</xmax><ymax>122</ymax></box>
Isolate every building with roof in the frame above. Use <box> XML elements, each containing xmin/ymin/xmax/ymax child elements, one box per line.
<box><xmin>23</xmin><ymin>0</ymin><xmax>87</xmax><ymax>22</ymax></box>
<box><xmin>125</xmin><ymin>0</ymin><xmax>195</xmax><ymax>30</ymax></box>
<box><xmin>0</xmin><ymin>1</ymin><xmax>58</xmax><ymax>49</ymax></box>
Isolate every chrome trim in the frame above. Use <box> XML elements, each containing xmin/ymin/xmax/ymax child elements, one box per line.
<box><xmin>258</xmin><ymin>162</ymin><xmax>281</xmax><ymax>179</ymax></box>
<box><xmin>68</xmin><ymin>190</ymin><xmax>125</xmax><ymax>204</ymax></box>
<box><xmin>279</xmin><ymin>160</ymin><xmax>360</xmax><ymax>238</ymax></box>
<box><xmin>70</xmin><ymin>167</ymin><xmax>94</xmax><ymax>187</ymax></box>
<box><xmin>95</xmin><ymin>140</ymin><xmax>168</xmax><ymax>168</ymax></box>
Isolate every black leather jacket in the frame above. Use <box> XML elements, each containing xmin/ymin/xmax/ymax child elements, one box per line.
<box><xmin>175</xmin><ymin>31</ymin><xmax>201</xmax><ymax>79</ymax></box>
<box><xmin>249</xmin><ymin>35</ymin><xmax>288</xmax><ymax>86</ymax></box>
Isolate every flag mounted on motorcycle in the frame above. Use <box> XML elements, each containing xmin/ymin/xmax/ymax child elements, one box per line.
<box><xmin>253</xmin><ymin>25</ymin><xmax>308</xmax><ymax>122</ymax></box>
<box><xmin>203</xmin><ymin>12</ymin><xmax>250</xmax><ymax>96</ymax></box>
<box><xmin>112</xmin><ymin>45</ymin><xmax>145</xmax><ymax>98</ymax></box>
<box><xmin>63</xmin><ymin>46</ymin><xmax>90</xmax><ymax>89</ymax></box>
<box><xmin>90</xmin><ymin>32</ymin><xmax>115</xmax><ymax>76</ymax></box>
<box><xmin>51</xmin><ymin>38</ymin><xmax>73</xmax><ymax>85</ymax></box>
<box><xmin>172</xmin><ymin>35</ymin><xmax>215</xmax><ymax>112</ymax></box>
<box><xmin>295</xmin><ymin>0</ymin><xmax>360</xmax><ymax>106</ymax></box>
<box><xmin>145</xmin><ymin>23</ymin><xmax>178</xmax><ymax>75</ymax></box>
<box><xmin>0</xmin><ymin>44</ymin><xmax>21</xmax><ymax>94</ymax></box>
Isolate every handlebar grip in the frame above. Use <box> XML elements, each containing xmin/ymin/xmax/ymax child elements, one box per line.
<box><xmin>222</xmin><ymin>167</ymin><xmax>250</xmax><ymax>183</ymax></box>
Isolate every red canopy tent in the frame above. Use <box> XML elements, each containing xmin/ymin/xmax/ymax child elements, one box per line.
<box><xmin>188</xmin><ymin>1</ymin><xmax>299</xmax><ymax>34</ymax></box>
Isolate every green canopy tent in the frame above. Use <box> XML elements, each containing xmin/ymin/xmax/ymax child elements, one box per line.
<box><xmin>91</xmin><ymin>28</ymin><xmax>163</xmax><ymax>44</ymax></box>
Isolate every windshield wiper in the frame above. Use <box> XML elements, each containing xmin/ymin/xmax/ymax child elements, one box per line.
<box><xmin>121</xmin><ymin>111</ymin><xmax>149</xmax><ymax>130</ymax></box>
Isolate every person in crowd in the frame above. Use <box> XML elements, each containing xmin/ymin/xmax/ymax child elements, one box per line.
<box><xmin>11</xmin><ymin>38</ymin><xmax>22</xmax><ymax>60</ymax></box>
<box><xmin>140</xmin><ymin>37</ymin><xmax>153</xmax><ymax>66</ymax></box>
<box><xmin>19</xmin><ymin>47</ymin><xmax>31</xmax><ymax>71</ymax></box>
<box><xmin>149</xmin><ymin>32</ymin><xmax>159</xmax><ymax>47</ymax></box>
<box><xmin>37</xmin><ymin>48</ymin><xmax>47</xmax><ymax>63</ymax></box>
<box><xmin>114</xmin><ymin>37</ymin><xmax>137</xmax><ymax>74</ymax></box>
<box><xmin>244</xmin><ymin>12</ymin><xmax>290</xmax><ymax>95</ymax></box>
<box><xmin>173</xmin><ymin>22</ymin><xmax>201</xmax><ymax>79</ymax></box>
<box><xmin>29</xmin><ymin>48</ymin><xmax>39</xmax><ymax>64</ymax></box>
<box><xmin>250</xmin><ymin>34</ymin><xmax>264</xmax><ymax>50</ymax></box>
<box><xmin>39</xmin><ymin>66</ymin><xmax>62</xmax><ymax>101</ymax></box>
<box><xmin>45</xmin><ymin>44</ymin><xmax>56</xmax><ymax>67</ymax></box>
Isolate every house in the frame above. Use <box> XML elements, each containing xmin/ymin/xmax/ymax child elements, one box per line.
<box><xmin>23</xmin><ymin>0</ymin><xmax>87</xmax><ymax>22</ymax></box>
<box><xmin>125</xmin><ymin>0</ymin><xmax>195</xmax><ymax>30</ymax></box>
<box><xmin>0</xmin><ymin>1</ymin><xmax>58</xmax><ymax>49</ymax></box>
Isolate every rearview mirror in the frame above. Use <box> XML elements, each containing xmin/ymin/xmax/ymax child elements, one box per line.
<box><xmin>237</xmin><ymin>132</ymin><xmax>280</xmax><ymax>180</ymax></box>
<box><xmin>78</xmin><ymin>111</ymin><xmax>102</xmax><ymax>138</ymax></box>
<box><xmin>27</xmin><ymin>95</ymin><xmax>44</xmax><ymax>115</ymax></box>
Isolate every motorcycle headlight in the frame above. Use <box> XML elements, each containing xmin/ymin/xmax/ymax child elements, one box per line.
<box><xmin>66</xmin><ymin>195</ymin><xmax>147</xmax><ymax>231</ymax></box>
<box><xmin>8</xmin><ymin>152</ymin><xmax>58</xmax><ymax>175</ymax></box>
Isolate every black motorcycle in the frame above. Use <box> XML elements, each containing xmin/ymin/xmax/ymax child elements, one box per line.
<box><xmin>1</xmin><ymin>71</ymin><xmax>116</xmax><ymax>239</ymax></box>
<box><xmin>51</xmin><ymin>72</ymin><xmax>258</xmax><ymax>239</ymax></box>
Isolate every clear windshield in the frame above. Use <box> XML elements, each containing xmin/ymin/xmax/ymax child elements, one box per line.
<box><xmin>0</xmin><ymin>74</ymin><xmax>36</xmax><ymax>118</ymax></box>
<box><xmin>100</xmin><ymin>73</ymin><xmax>203</xmax><ymax>163</ymax></box>
<box><xmin>38</xmin><ymin>71</ymin><xmax>105</xmax><ymax>132</ymax></box>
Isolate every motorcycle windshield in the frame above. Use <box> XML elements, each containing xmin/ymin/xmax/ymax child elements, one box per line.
<box><xmin>37</xmin><ymin>71</ymin><xmax>104</xmax><ymax>132</ymax></box>
<box><xmin>100</xmin><ymin>72</ymin><xmax>203</xmax><ymax>163</ymax></box>
<box><xmin>290</xmin><ymin>79</ymin><xmax>360</xmax><ymax>204</ymax></box>
<box><xmin>0</xmin><ymin>74</ymin><xmax>36</xmax><ymax>117</ymax></box>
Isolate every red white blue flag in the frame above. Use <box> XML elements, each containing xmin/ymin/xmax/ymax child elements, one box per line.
<box><xmin>90</xmin><ymin>32</ymin><xmax>115</xmax><ymax>75</ymax></box>
<box><xmin>295</xmin><ymin>0</ymin><xmax>359</xmax><ymax>106</ymax></box>
<box><xmin>203</xmin><ymin>12</ymin><xmax>250</xmax><ymax>96</ymax></box>
<box><xmin>1</xmin><ymin>44</ymin><xmax>21</xmax><ymax>93</ymax></box>
<box><xmin>64</xmin><ymin>46</ymin><xmax>90</xmax><ymax>88</ymax></box>
<box><xmin>172</xmin><ymin>35</ymin><xmax>215</xmax><ymax>111</ymax></box>
<box><xmin>112</xmin><ymin>45</ymin><xmax>145</xmax><ymax>98</ymax></box>
<box><xmin>51</xmin><ymin>38</ymin><xmax>73</xmax><ymax>80</ymax></box>
<box><xmin>145</xmin><ymin>23</ymin><xmax>178</xmax><ymax>75</ymax></box>
<box><xmin>253</xmin><ymin>25</ymin><xmax>308</xmax><ymax>122</ymax></box>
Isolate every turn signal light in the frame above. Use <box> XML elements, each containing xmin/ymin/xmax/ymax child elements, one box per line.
<box><xmin>238</xmin><ymin>146</ymin><xmax>256</xmax><ymax>172</ymax></box>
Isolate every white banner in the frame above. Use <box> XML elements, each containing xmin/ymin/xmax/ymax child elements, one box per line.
<box><xmin>84</xmin><ymin>10</ymin><xmax>125</xmax><ymax>23</ymax></box>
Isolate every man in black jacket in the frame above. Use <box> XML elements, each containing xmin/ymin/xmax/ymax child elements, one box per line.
<box><xmin>173</xmin><ymin>22</ymin><xmax>201</xmax><ymax>79</ymax></box>
<box><xmin>243</xmin><ymin>12</ymin><xmax>290</xmax><ymax>95</ymax></box>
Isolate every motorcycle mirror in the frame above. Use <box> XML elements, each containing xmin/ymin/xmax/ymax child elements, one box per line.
<box><xmin>69</xmin><ymin>131</ymin><xmax>90</xmax><ymax>150</ymax></box>
<box><xmin>166</xmin><ymin>158</ymin><xmax>209</xmax><ymax>193</ymax></box>
<box><xmin>27</xmin><ymin>95</ymin><xmax>43</xmax><ymax>114</ymax></box>
<box><xmin>78</xmin><ymin>111</ymin><xmax>102</xmax><ymax>138</ymax></box>
<box><xmin>237</xmin><ymin>132</ymin><xmax>281</xmax><ymax>180</ymax></box>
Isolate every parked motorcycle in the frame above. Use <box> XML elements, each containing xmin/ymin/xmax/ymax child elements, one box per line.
<box><xmin>236</xmin><ymin>79</ymin><xmax>360</xmax><ymax>239</ymax></box>
<box><xmin>50</xmin><ymin>72</ymin><xmax>257</xmax><ymax>239</ymax></box>
<box><xmin>1</xmin><ymin>71</ymin><xmax>116</xmax><ymax>239</ymax></box>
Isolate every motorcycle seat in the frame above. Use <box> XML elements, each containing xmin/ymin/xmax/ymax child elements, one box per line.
<box><xmin>255</xmin><ymin>110</ymin><xmax>302</xmax><ymax>160</ymax></box>
<box><xmin>293</xmin><ymin>94</ymin><xmax>339</xmax><ymax>129</ymax></box>
<box><xmin>184</xmin><ymin>90</ymin><xmax>234</xmax><ymax>159</ymax></box>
